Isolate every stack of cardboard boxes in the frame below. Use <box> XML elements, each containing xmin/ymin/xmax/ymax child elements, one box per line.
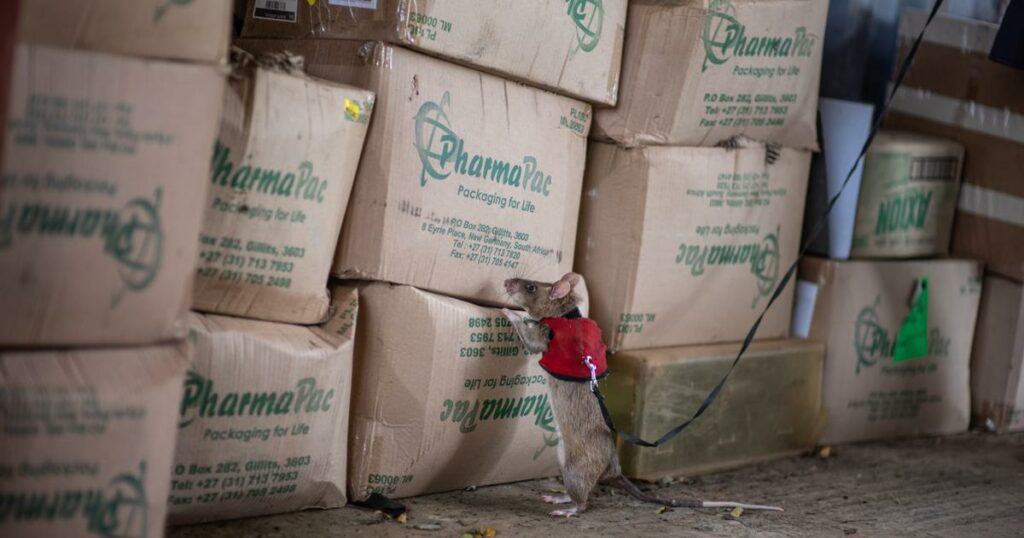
<box><xmin>0</xmin><ymin>2</ymin><xmax>232</xmax><ymax>535</ymax></box>
<box><xmin>882</xmin><ymin>9</ymin><xmax>1024</xmax><ymax>433</ymax></box>
<box><xmin>795</xmin><ymin>8</ymin><xmax>987</xmax><ymax>445</ymax></box>
<box><xmin>170</xmin><ymin>47</ymin><xmax>372</xmax><ymax>523</ymax></box>
<box><xmin>575</xmin><ymin>0</ymin><xmax>829</xmax><ymax>479</ymax></box>
<box><xmin>234</xmin><ymin>0</ymin><xmax>627</xmax><ymax>502</ymax></box>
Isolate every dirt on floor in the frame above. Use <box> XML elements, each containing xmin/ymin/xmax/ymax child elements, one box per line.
<box><xmin>170</xmin><ymin>432</ymin><xmax>1024</xmax><ymax>538</ymax></box>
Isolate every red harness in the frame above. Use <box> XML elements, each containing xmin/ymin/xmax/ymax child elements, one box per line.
<box><xmin>538</xmin><ymin>315</ymin><xmax>608</xmax><ymax>382</ymax></box>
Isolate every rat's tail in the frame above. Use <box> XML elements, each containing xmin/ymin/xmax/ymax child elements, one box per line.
<box><xmin>605</xmin><ymin>475</ymin><xmax>783</xmax><ymax>512</ymax></box>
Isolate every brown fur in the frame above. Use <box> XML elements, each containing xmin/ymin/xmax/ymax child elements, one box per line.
<box><xmin>503</xmin><ymin>273</ymin><xmax>780</xmax><ymax>516</ymax></box>
<box><xmin>503</xmin><ymin>273</ymin><xmax>692</xmax><ymax>514</ymax></box>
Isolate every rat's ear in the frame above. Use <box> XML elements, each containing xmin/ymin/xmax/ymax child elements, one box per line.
<box><xmin>549</xmin><ymin>272</ymin><xmax>581</xmax><ymax>300</ymax></box>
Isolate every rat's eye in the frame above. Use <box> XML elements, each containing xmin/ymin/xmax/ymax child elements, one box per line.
<box><xmin>526</xmin><ymin>284</ymin><xmax>537</xmax><ymax>294</ymax></box>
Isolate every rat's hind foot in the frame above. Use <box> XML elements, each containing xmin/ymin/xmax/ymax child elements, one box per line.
<box><xmin>548</xmin><ymin>507</ymin><xmax>579</xmax><ymax>518</ymax></box>
<box><xmin>541</xmin><ymin>494</ymin><xmax>572</xmax><ymax>505</ymax></box>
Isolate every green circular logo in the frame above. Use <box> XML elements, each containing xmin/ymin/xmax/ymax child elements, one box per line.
<box><xmin>701</xmin><ymin>0</ymin><xmax>741</xmax><ymax>71</ymax></box>
<box><xmin>414</xmin><ymin>92</ymin><xmax>458</xmax><ymax>186</ymax></box>
<box><xmin>566</xmin><ymin>0</ymin><xmax>604</xmax><ymax>53</ymax></box>
<box><xmin>108</xmin><ymin>190</ymin><xmax>163</xmax><ymax>303</ymax></box>
<box><xmin>750</xmin><ymin>228</ymin><xmax>780</xmax><ymax>308</ymax></box>
<box><xmin>91</xmin><ymin>462</ymin><xmax>148</xmax><ymax>538</ymax></box>
<box><xmin>854</xmin><ymin>297</ymin><xmax>890</xmax><ymax>374</ymax></box>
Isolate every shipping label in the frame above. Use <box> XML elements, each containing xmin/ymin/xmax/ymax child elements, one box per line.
<box><xmin>253</xmin><ymin>0</ymin><xmax>297</xmax><ymax>22</ymax></box>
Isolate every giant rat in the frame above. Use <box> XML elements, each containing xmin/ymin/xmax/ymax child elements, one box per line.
<box><xmin>502</xmin><ymin>272</ymin><xmax>782</xmax><ymax>517</ymax></box>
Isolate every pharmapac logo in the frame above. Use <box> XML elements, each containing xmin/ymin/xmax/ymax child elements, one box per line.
<box><xmin>0</xmin><ymin>190</ymin><xmax>164</xmax><ymax>307</ymax></box>
<box><xmin>853</xmin><ymin>296</ymin><xmax>951</xmax><ymax>375</ymax></box>
<box><xmin>675</xmin><ymin>227</ymin><xmax>780</xmax><ymax>309</ymax></box>
<box><xmin>0</xmin><ymin>461</ymin><xmax>149</xmax><ymax>538</ymax></box>
<box><xmin>565</xmin><ymin>0</ymin><xmax>604</xmax><ymax>53</ymax></box>
<box><xmin>413</xmin><ymin>91</ymin><xmax>554</xmax><ymax>197</ymax></box>
<box><xmin>178</xmin><ymin>371</ymin><xmax>335</xmax><ymax>428</ymax></box>
<box><xmin>701</xmin><ymin>0</ymin><xmax>817</xmax><ymax>72</ymax></box>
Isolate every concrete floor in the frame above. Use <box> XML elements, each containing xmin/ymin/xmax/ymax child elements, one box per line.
<box><xmin>170</xmin><ymin>432</ymin><xmax>1024</xmax><ymax>537</ymax></box>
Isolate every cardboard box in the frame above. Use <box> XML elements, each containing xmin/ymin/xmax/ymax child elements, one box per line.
<box><xmin>0</xmin><ymin>344</ymin><xmax>189</xmax><ymax>538</ymax></box>
<box><xmin>235</xmin><ymin>39</ymin><xmax>589</xmax><ymax>308</ymax></box>
<box><xmin>592</xmin><ymin>0</ymin><xmax>827</xmax><ymax>149</ymax></box>
<box><xmin>849</xmin><ymin>131</ymin><xmax>964</xmax><ymax>258</ymax></box>
<box><xmin>16</xmin><ymin>0</ymin><xmax>232</xmax><ymax>64</ymax></box>
<box><xmin>192</xmin><ymin>53</ymin><xmax>374</xmax><ymax>324</ymax></box>
<box><xmin>885</xmin><ymin>9</ymin><xmax>1024</xmax><ymax>280</ymax></box>
<box><xmin>604</xmin><ymin>339</ymin><xmax>824</xmax><ymax>480</ymax></box>
<box><xmin>349</xmin><ymin>282</ymin><xmax>562</xmax><ymax>500</ymax></box>
<box><xmin>794</xmin><ymin>257</ymin><xmax>983</xmax><ymax>445</ymax></box>
<box><xmin>170</xmin><ymin>286</ymin><xmax>357</xmax><ymax>524</ymax></box>
<box><xmin>0</xmin><ymin>1</ymin><xmax>16</xmax><ymax>173</ymax></box>
<box><xmin>804</xmin><ymin>126</ymin><xmax>964</xmax><ymax>260</ymax></box>
<box><xmin>239</xmin><ymin>0</ymin><xmax>626</xmax><ymax>105</ymax></box>
<box><xmin>576</xmin><ymin>140</ymin><xmax>810</xmax><ymax>351</ymax></box>
<box><xmin>970</xmin><ymin>275</ymin><xmax>1024</xmax><ymax>433</ymax></box>
<box><xmin>0</xmin><ymin>45</ymin><xmax>225</xmax><ymax>346</ymax></box>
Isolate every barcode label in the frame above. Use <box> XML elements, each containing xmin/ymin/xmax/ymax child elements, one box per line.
<box><xmin>909</xmin><ymin>157</ymin><xmax>958</xmax><ymax>182</ymax></box>
<box><xmin>328</xmin><ymin>0</ymin><xmax>378</xmax><ymax>9</ymax></box>
<box><xmin>253</xmin><ymin>0</ymin><xmax>298</xmax><ymax>22</ymax></box>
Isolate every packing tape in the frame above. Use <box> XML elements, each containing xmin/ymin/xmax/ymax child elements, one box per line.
<box><xmin>958</xmin><ymin>183</ymin><xmax>1024</xmax><ymax>227</ymax></box>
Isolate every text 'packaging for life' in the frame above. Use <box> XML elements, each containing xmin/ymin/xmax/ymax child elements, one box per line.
<box><xmin>170</xmin><ymin>286</ymin><xmax>357</xmax><ymax>524</ymax></box>
<box><xmin>795</xmin><ymin>257</ymin><xmax>983</xmax><ymax>445</ymax></box>
<box><xmin>970</xmin><ymin>275</ymin><xmax>1024</xmax><ymax>433</ymax></box>
<box><xmin>192</xmin><ymin>51</ymin><xmax>374</xmax><ymax>324</ymax></box>
<box><xmin>0</xmin><ymin>344</ymin><xmax>189</xmax><ymax>538</ymax></box>
<box><xmin>605</xmin><ymin>339</ymin><xmax>824</xmax><ymax>480</ymax></box>
<box><xmin>0</xmin><ymin>45</ymin><xmax>224</xmax><ymax>346</ymax></box>
<box><xmin>240</xmin><ymin>0</ymin><xmax>626</xmax><ymax>105</ymax></box>
<box><xmin>348</xmin><ymin>282</ymin><xmax>561</xmax><ymax>500</ymax></box>
<box><xmin>16</xmin><ymin>0</ymin><xmax>232</xmax><ymax>64</ymax></box>
<box><xmin>576</xmin><ymin>140</ymin><xmax>810</xmax><ymax>351</ymax></box>
<box><xmin>593</xmin><ymin>0</ymin><xmax>827</xmax><ymax>149</ymax></box>
<box><xmin>849</xmin><ymin>131</ymin><xmax>964</xmax><ymax>259</ymax></box>
<box><xmin>235</xmin><ymin>39</ymin><xmax>589</xmax><ymax>308</ymax></box>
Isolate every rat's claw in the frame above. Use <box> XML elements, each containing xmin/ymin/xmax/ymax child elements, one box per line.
<box><xmin>548</xmin><ymin>507</ymin><xmax>578</xmax><ymax>518</ymax></box>
<box><xmin>541</xmin><ymin>494</ymin><xmax>572</xmax><ymax>505</ymax></box>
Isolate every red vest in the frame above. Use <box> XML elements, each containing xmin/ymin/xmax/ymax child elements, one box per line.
<box><xmin>538</xmin><ymin>317</ymin><xmax>608</xmax><ymax>382</ymax></box>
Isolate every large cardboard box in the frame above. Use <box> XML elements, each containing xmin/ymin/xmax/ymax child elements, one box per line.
<box><xmin>0</xmin><ymin>45</ymin><xmax>224</xmax><ymax>346</ymax></box>
<box><xmin>239</xmin><ymin>0</ymin><xmax>626</xmax><ymax>105</ymax></box>
<box><xmin>795</xmin><ymin>257</ymin><xmax>983</xmax><ymax>445</ymax></box>
<box><xmin>349</xmin><ymin>282</ymin><xmax>563</xmax><ymax>500</ymax></box>
<box><xmin>848</xmin><ymin>131</ymin><xmax>964</xmax><ymax>258</ymax></box>
<box><xmin>170</xmin><ymin>286</ymin><xmax>357</xmax><ymax>524</ymax></box>
<box><xmin>192</xmin><ymin>53</ymin><xmax>374</xmax><ymax>324</ymax></box>
<box><xmin>886</xmin><ymin>9</ymin><xmax>1024</xmax><ymax>280</ymax></box>
<box><xmin>576</xmin><ymin>140</ymin><xmax>810</xmax><ymax>351</ymax></box>
<box><xmin>605</xmin><ymin>339</ymin><xmax>824</xmax><ymax>480</ymax></box>
<box><xmin>592</xmin><ymin>0</ymin><xmax>827</xmax><ymax>149</ymax></box>
<box><xmin>0</xmin><ymin>344</ymin><xmax>189</xmax><ymax>538</ymax></box>
<box><xmin>16</xmin><ymin>0</ymin><xmax>232</xmax><ymax>64</ymax></box>
<box><xmin>236</xmin><ymin>39</ymin><xmax>589</xmax><ymax>308</ymax></box>
<box><xmin>970</xmin><ymin>275</ymin><xmax>1024</xmax><ymax>433</ymax></box>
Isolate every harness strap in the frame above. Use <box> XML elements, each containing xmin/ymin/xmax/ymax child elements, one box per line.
<box><xmin>590</xmin><ymin>0</ymin><xmax>947</xmax><ymax>448</ymax></box>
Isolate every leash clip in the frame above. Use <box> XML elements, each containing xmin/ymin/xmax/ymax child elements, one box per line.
<box><xmin>583</xmin><ymin>355</ymin><xmax>598</xmax><ymax>392</ymax></box>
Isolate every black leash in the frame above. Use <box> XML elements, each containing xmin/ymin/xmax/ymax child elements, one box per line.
<box><xmin>591</xmin><ymin>0</ymin><xmax>947</xmax><ymax>448</ymax></box>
